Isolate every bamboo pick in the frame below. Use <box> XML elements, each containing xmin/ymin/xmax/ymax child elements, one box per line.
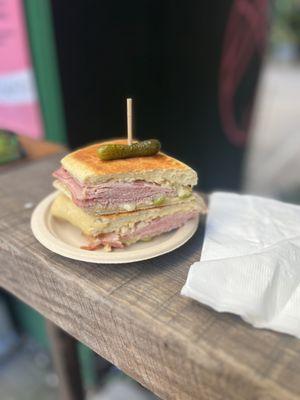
<box><xmin>127</xmin><ymin>98</ymin><xmax>133</xmax><ymax>145</ymax></box>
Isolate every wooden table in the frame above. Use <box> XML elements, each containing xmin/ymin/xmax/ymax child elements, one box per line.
<box><xmin>18</xmin><ymin>136</ymin><xmax>66</xmax><ymax>160</ymax></box>
<box><xmin>1</xmin><ymin>154</ymin><xmax>300</xmax><ymax>400</ymax></box>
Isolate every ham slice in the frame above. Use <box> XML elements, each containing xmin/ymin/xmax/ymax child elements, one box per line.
<box><xmin>123</xmin><ymin>210</ymin><xmax>198</xmax><ymax>242</ymax></box>
<box><xmin>82</xmin><ymin>210</ymin><xmax>198</xmax><ymax>250</ymax></box>
<box><xmin>53</xmin><ymin>167</ymin><xmax>176</xmax><ymax>208</ymax></box>
<box><xmin>81</xmin><ymin>233</ymin><xmax>124</xmax><ymax>251</ymax></box>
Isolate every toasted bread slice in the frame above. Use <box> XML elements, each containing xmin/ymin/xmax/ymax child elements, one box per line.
<box><xmin>60</xmin><ymin>139</ymin><xmax>197</xmax><ymax>186</ymax></box>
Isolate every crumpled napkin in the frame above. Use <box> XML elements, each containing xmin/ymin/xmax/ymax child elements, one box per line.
<box><xmin>181</xmin><ymin>192</ymin><xmax>300</xmax><ymax>338</ymax></box>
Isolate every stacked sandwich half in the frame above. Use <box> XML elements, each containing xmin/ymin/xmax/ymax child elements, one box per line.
<box><xmin>51</xmin><ymin>140</ymin><xmax>206</xmax><ymax>250</ymax></box>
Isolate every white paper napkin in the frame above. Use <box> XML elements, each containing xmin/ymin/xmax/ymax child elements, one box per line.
<box><xmin>181</xmin><ymin>192</ymin><xmax>300</xmax><ymax>338</ymax></box>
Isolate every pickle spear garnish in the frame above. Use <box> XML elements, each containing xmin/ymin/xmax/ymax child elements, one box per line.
<box><xmin>97</xmin><ymin>139</ymin><xmax>161</xmax><ymax>161</ymax></box>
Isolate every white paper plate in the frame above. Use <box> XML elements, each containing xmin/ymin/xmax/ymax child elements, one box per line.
<box><xmin>31</xmin><ymin>191</ymin><xmax>199</xmax><ymax>264</ymax></box>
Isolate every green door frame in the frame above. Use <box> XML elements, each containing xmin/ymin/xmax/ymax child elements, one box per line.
<box><xmin>24</xmin><ymin>0</ymin><xmax>67</xmax><ymax>144</ymax></box>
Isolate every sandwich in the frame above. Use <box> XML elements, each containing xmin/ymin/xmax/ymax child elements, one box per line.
<box><xmin>53</xmin><ymin>140</ymin><xmax>198</xmax><ymax>215</ymax></box>
<box><xmin>51</xmin><ymin>139</ymin><xmax>206</xmax><ymax>251</ymax></box>
<box><xmin>51</xmin><ymin>193</ymin><xmax>205</xmax><ymax>250</ymax></box>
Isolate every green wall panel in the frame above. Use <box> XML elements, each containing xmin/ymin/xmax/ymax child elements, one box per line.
<box><xmin>24</xmin><ymin>0</ymin><xmax>67</xmax><ymax>144</ymax></box>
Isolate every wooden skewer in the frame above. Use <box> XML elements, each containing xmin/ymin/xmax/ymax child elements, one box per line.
<box><xmin>127</xmin><ymin>98</ymin><xmax>133</xmax><ymax>145</ymax></box>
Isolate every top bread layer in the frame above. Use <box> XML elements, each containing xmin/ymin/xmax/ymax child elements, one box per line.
<box><xmin>60</xmin><ymin>140</ymin><xmax>198</xmax><ymax>186</ymax></box>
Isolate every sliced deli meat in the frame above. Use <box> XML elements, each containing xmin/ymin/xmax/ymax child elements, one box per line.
<box><xmin>53</xmin><ymin>167</ymin><xmax>189</xmax><ymax>209</ymax></box>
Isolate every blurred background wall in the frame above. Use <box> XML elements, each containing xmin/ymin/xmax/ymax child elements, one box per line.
<box><xmin>245</xmin><ymin>0</ymin><xmax>300</xmax><ymax>201</ymax></box>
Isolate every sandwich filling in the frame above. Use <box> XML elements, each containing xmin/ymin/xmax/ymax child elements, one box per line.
<box><xmin>53</xmin><ymin>167</ymin><xmax>191</xmax><ymax>211</ymax></box>
<box><xmin>51</xmin><ymin>193</ymin><xmax>205</xmax><ymax>251</ymax></box>
<box><xmin>82</xmin><ymin>209</ymin><xmax>198</xmax><ymax>250</ymax></box>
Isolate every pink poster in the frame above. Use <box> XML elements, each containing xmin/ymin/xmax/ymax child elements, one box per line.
<box><xmin>0</xmin><ymin>0</ymin><xmax>44</xmax><ymax>138</ymax></box>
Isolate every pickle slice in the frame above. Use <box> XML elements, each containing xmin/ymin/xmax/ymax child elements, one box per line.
<box><xmin>97</xmin><ymin>139</ymin><xmax>161</xmax><ymax>161</ymax></box>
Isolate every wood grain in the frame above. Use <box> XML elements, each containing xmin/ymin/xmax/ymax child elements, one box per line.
<box><xmin>1</xmin><ymin>155</ymin><xmax>300</xmax><ymax>399</ymax></box>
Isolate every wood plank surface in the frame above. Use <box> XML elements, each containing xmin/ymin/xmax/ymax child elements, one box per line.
<box><xmin>1</xmin><ymin>155</ymin><xmax>300</xmax><ymax>400</ymax></box>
